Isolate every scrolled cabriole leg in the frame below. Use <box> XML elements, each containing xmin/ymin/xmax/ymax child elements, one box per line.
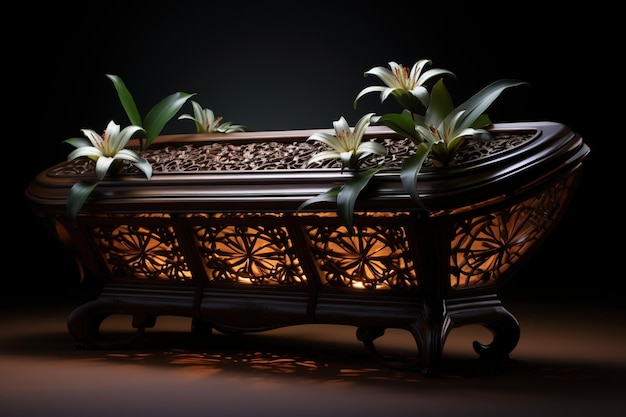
<box><xmin>445</xmin><ymin>295</ymin><xmax>521</xmax><ymax>360</ymax></box>
<box><xmin>67</xmin><ymin>299</ymin><xmax>152</xmax><ymax>349</ymax></box>
<box><xmin>356</xmin><ymin>323</ymin><xmax>441</xmax><ymax>377</ymax></box>
<box><xmin>471</xmin><ymin>306</ymin><xmax>520</xmax><ymax>359</ymax></box>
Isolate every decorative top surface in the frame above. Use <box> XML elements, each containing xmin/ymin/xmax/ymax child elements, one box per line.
<box><xmin>48</xmin><ymin>131</ymin><xmax>533</xmax><ymax>177</ymax></box>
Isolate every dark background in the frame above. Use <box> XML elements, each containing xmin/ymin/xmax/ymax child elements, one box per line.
<box><xmin>11</xmin><ymin>2</ymin><xmax>617</xmax><ymax>301</ymax></box>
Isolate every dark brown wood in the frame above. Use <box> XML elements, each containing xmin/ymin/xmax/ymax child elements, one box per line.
<box><xmin>25</xmin><ymin>122</ymin><xmax>590</xmax><ymax>377</ymax></box>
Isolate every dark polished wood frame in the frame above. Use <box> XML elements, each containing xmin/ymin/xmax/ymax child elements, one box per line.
<box><xmin>25</xmin><ymin>121</ymin><xmax>589</xmax><ymax>376</ymax></box>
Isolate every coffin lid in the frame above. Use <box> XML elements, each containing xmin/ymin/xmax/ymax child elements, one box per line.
<box><xmin>25</xmin><ymin>121</ymin><xmax>590</xmax><ymax>215</ymax></box>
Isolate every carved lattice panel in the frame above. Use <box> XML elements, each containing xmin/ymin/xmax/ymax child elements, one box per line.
<box><xmin>450</xmin><ymin>176</ymin><xmax>574</xmax><ymax>289</ymax></box>
<box><xmin>194</xmin><ymin>224</ymin><xmax>307</xmax><ymax>285</ymax></box>
<box><xmin>305</xmin><ymin>224</ymin><xmax>417</xmax><ymax>289</ymax></box>
<box><xmin>91</xmin><ymin>216</ymin><xmax>191</xmax><ymax>280</ymax></box>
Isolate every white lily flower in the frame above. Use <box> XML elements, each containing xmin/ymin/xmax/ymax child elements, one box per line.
<box><xmin>179</xmin><ymin>100</ymin><xmax>247</xmax><ymax>133</ymax></box>
<box><xmin>65</xmin><ymin>120</ymin><xmax>152</xmax><ymax>180</ymax></box>
<box><xmin>354</xmin><ymin>59</ymin><xmax>454</xmax><ymax>110</ymax></box>
<box><xmin>306</xmin><ymin>113</ymin><xmax>387</xmax><ymax>170</ymax></box>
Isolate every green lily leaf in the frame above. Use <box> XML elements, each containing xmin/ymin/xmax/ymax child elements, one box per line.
<box><xmin>67</xmin><ymin>180</ymin><xmax>100</xmax><ymax>220</ymax></box>
<box><xmin>106</xmin><ymin>74</ymin><xmax>195</xmax><ymax>149</ymax></box>
<box><xmin>471</xmin><ymin>113</ymin><xmax>493</xmax><ymax>130</ymax></box>
<box><xmin>297</xmin><ymin>168</ymin><xmax>380</xmax><ymax>232</ymax></box>
<box><xmin>297</xmin><ymin>187</ymin><xmax>340</xmax><ymax>211</ymax></box>
<box><xmin>337</xmin><ymin>168</ymin><xmax>380</xmax><ymax>231</ymax></box>
<box><xmin>425</xmin><ymin>79</ymin><xmax>454</xmax><ymax>127</ymax></box>
<box><xmin>374</xmin><ymin>113</ymin><xmax>421</xmax><ymax>142</ymax></box>
<box><xmin>400</xmin><ymin>142</ymin><xmax>431</xmax><ymax>208</ymax></box>
<box><xmin>106</xmin><ymin>74</ymin><xmax>142</xmax><ymax>127</ymax></box>
<box><xmin>445</xmin><ymin>79</ymin><xmax>528</xmax><ymax>132</ymax></box>
<box><xmin>143</xmin><ymin>91</ymin><xmax>195</xmax><ymax>148</ymax></box>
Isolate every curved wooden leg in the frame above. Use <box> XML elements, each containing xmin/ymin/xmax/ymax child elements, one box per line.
<box><xmin>67</xmin><ymin>299</ymin><xmax>154</xmax><ymax>349</ymax></box>
<box><xmin>355</xmin><ymin>295</ymin><xmax>520</xmax><ymax>376</ymax></box>
<box><xmin>470</xmin><ymin>308</ymin><xmax>520</xmax><ymax>359</ymax></box>
<box><xmin>356</xmin><ymin>319</ymin><xmax>446</xmax><ymax>377</ymax></box>
<box><xmin>446</xmin><ymin>295</ymin><xmax>520</xmax><ymax>359</ymax></box>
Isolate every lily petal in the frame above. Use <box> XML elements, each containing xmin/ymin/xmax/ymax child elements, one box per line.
<box><xmin>109</xmin><ymin>124</ymin><xmax>144</xmax><ymax>154</ymax></box>
<box><xmin>67</xmin><ymin>146</ymin><xmax>103</xmax><ymax>161</ymax></box>
<box><xmin>94</xmin><ymin>156</ymin><xmax>115</xmax><ymax>180</ymax></box>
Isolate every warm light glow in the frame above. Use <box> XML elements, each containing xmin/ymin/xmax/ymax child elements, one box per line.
<box><xmin>196</xmin><ymin>225</ymin><xmax>307</xmax><ymax>285</ymax></box>
<box><xmin>449</xmin><ymin>176</ymin><xmax>572</xmax><ymax>289</ymax></box>
<box><xmin>86</xmin><ymin>174</ymin><xmax>572</xmax><ymax>292</ymax></box>
<box><xmin>306</xmin><ymin>223</ymin><xmax>416</xmax><ymax>289</ymax></box>
<box><xmin>93</xmin><ymin>221</ymin><xmax>193</xmax><ymax>281</ymax></box>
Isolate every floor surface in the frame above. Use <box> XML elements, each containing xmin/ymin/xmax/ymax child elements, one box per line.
<box><xmin>1</xmin><ymin>292</ymin><xmax>625</xmax><ymax>417</ymax></box>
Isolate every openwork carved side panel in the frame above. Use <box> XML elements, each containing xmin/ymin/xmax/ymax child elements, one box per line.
<box><xmin>305</xmin><ymin>224</ymin><xmax>417</xmax><ymax>289</ymax></box>
<box><xmin>450</xmin><ymin>175</ymin><xmax>574</xmax><ymax>289</ymax></box>
<box><xmin>90</xmin><ymin>214</ymin><xmax>191</xmax><ymax>281</ymax></box>
<box><xmin>194</xmin><ymin>223</ymin><xmax>307</xmax><ymax>285</ymax></box>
